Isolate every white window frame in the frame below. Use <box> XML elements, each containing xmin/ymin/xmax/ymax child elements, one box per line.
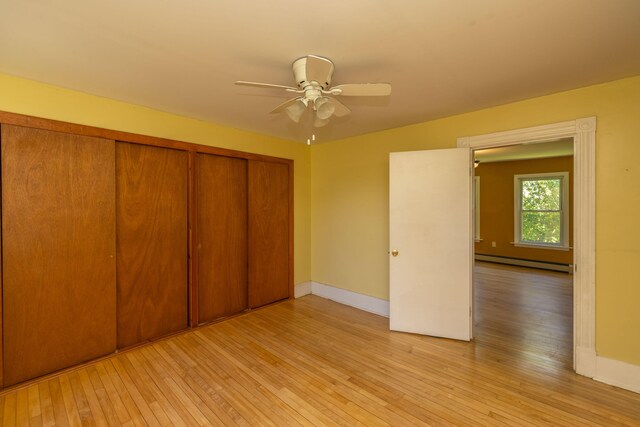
<box><xmin>514</xmin><ymin>171</ymin><xmax>569</xmax><ymax>250</ymax></box>
<box><xmin>473</xmin><ymin>176</ymin><xmax>481</xmax><ymax>241</ymax></box>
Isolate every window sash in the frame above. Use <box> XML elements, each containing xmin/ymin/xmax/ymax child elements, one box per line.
<box><xmin>520</xmin><ymin>211</ymin><xmax>562</xmax><ymax>244</ymax></box>
<box><xmin>521</xmin><ymin>209</ymin><xmax>561</xmax><ymax>213</ymax></box>
<box><xmin>514</xmin><ymin>172</ymin><xmax>569</xmax><ymax>248</ymax></box>
<box><xmin>519</xmin><ymin>177</ymin><xmax>563</xmax><ymax>212</ymax></box>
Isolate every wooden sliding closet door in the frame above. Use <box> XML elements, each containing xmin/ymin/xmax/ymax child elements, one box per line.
<box><xmin>116</xmin><ymin>143</ymin><xmax>188</xmax><ymax>348</ymax></box>
<box><xmin>197</xmin><ymin>154</ymin><xmax>248</xmax><ymax>323</ymax></box>
<box><xmin>2</xmin><ymin>125</ymin><xmax>116</xmax><ymax>386</ymax></box>
<box><xmin>248</xmin><ymin>160</ymin><xmax>290</xmax><ymax>308</ymax></box>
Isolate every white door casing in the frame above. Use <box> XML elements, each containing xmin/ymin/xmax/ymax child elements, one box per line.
<box><xmin>458</xmin><ymin>117</ymin><xmax>596</xmax><ymax>377</ymax></box>
<box><xmin>389</xmin><ymin>148</ymin><xmax>472</xmax><ymax>341</ymax></box>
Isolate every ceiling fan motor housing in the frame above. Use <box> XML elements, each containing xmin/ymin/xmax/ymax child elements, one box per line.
<box><xmin>292</xmin><ymin>56</ymin><xmax>334</xmax><ymax>90</ymax></box>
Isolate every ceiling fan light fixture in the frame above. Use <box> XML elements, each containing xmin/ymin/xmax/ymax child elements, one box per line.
<box><xmin>313</xmin><ymin>116</ymin><xmax>330</xmax><ymax>128</ymax></box>
<box><xmin>314</xmin><ymin>97</ymin><xmax>335</xmax><ymax>120</ymax></box>
<box><xmin>235</xmin><ymin>55</ymin><xmax>392</xmax><ymax>133</ymax></box>
<box><xmin>286</xmin><ymin>99</ymin><xmax>307</xmax><ymax>123</ymax></box>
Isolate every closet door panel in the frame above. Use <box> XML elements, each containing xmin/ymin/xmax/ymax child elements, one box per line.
<box><xmin>248</xmin><ymin>160</ymin><xmax>290</xmax><ymax>308</ymax></box>
<box><xmin>2</xmin><ymin>125</ymin><xmax>116</xmax><ymax>386</ymax></box>
<box><xmin>197</xmin><ymin>154</ymin><xmax>248</xmax><ymax>323</ymax></box>
<box><xmin>116</xmin><ymin>143</ymin><xmax>188</xmax><ymax>348</ymax></box>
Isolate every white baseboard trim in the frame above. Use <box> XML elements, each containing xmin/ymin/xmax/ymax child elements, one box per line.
<box><xmin>475</xmin><ymin>254</ymin><xmax>573</xmax><ymax>273</ymax></box>
<box><xmin>294</xmin><ymin>281</ymin><xmax>312</xmax><ymax>298</ymax></box>
<box><xmin>594</xmin><ymin>356</ymin><xmax>640</xmax><ymax>394</ymax></box>
<box><xmin>309</xmin><ymin>281</ymin><xmax>390</xmax><ymax>317</ymax></box>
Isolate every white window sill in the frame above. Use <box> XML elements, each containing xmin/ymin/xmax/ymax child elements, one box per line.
<box><xmin>512</xmin><ymin>242</ymin><xmax>571</xmax><ymax>251</ymax></box>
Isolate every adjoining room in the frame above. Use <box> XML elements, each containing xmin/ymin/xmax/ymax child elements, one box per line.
<box><xmin>473</xmin><ymin>140</ymin><xmax>575</xmax><ymax>371</ymax></box>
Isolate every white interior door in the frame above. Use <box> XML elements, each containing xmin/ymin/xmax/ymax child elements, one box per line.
<box><xmin>389</xmin><ymin>148</ymin><xmax>472</xmax><ymax>341</ymax></box>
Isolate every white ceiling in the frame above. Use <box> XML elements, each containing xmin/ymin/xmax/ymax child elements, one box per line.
<box><xmin>1</xmin><ymin>1</ymin><xmax>639</xmax><ymax>143</ymax></box>
<box><xmin>475</xmin><ymin>139</ymin><xmax>574</xmax><ymax>163</ymax></box>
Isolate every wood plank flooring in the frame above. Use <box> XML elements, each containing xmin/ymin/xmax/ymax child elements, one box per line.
<box><xmin>474</xmin><ymin>261</ymin><xmax>574</xmax><ymax>372</ymax></box>
<box><xmin>2</xmin><ymin>262</ymin><xmax>639</xmax><ymax>425</ymax></box>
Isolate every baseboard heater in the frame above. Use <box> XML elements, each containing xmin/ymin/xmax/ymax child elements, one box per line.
<box><xmin>475</xmin><ymin>254</ymin><xmax>573</xmax><ymax>273</ymax></box>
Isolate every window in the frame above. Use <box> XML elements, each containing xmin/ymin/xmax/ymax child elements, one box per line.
<box><xmin>514</xmin><ymin>172</ymin><xmax>569</xmax><ymax>249</ymax></box>
<box><xmin>473</xmin><ymin>176</ymin><xmax>480</xmax><ymax>241</ymax></box>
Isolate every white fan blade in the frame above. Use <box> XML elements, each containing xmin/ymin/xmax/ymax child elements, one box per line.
<box><xmin>331</xmin><ymin>83</ymin><xmax>391</xmax><ymax>96</ymax></box>
<box><xmin>328</xmin><ymin>98</ymin><xmax>351</xmax><ymax>117</ymax></box>
<box><xmin>270</xmin><ymin>98</ymin><xmax>302</xmax><ymax>114</ymax></box>
<box><xmin>306</xmin><ymin>55</ymin><xmax>334</xmax><ymax>86</ymax></box>
<box><xmin>235</xmin><ymin>81</ymin><xmax>298</xmax><ymax>91</ymax></box>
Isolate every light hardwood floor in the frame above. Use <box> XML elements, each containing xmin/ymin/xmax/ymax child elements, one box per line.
<box><xmin>1</xmin><ymin>262</ymin><xmax>639</xmax><ymax>425</ymax></box>
<box><xmin>474</xmin><ymin>261</ymin><xmax>574</xmax><ymax>372</ymax></box>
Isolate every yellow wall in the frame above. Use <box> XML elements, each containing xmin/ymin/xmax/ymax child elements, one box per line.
<box><xmin>311</xmin><ymin>75</ymin><xmax>640</xmax><ymax>366</ymax></box>
<box><xmin>3</xmin><ymin>72</ymin><xmax>639</xmax><ymax>367</ymax></box>
<box><xmin>0</xmin><ymin>73</ymin><xmax>311</xmax><ymax>285</ymax></box>
<box><xmin>474</xmin><ymin>156</ymin><xmax>573</xmax><ymax>264</ymax></box>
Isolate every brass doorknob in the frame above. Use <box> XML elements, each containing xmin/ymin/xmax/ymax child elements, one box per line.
<box><xmin>391</xmin><ymin>249</ymin><xmax>399</xmax><ymax>257</ymax></box>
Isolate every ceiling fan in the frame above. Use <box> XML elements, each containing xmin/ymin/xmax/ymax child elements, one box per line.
<box><xmin>235</xmin><ymin>55</ymin><xmax>391</xmax><ymax>128</ymax></box>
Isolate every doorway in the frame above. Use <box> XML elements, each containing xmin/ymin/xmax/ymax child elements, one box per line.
<box><xmin>472</xmin><ymin>141</ymin><xmax>575</xmax><ymax>369</ymax></box>
<box><xmin>457</xmin><ymin>117</ymin><xmax>596</xmax><ymax>376</ymax></box>
<box><xmin>388</xmin><ymin>117</ymin><xmax>596</xmax><ymax>377</ymax></box>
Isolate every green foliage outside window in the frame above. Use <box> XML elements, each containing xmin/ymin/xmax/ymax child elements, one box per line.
<box><xmin>520</xmin><ymin>178</ymin><xmax>562</xmax><ymax>244</ymax></box>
